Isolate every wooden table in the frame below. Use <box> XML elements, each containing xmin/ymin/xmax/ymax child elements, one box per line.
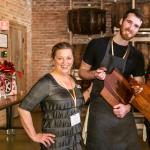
<box><xmin>0</xmin><ymin>93</ymin><xmax>24</xmax><ymax>135</ymax></box>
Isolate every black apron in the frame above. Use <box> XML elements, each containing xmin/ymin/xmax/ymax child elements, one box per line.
<box><xmin>86</xmin><ymin>39</ymin><xmax>140</xmax><ymax>150</ymax></box>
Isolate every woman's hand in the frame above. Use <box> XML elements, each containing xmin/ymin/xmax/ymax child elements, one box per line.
<box><xmin>18</xmin><ymin>108</ymin><xmax>56</xmax><ymax>147</ymax></box>
<box><xmin>31</xmin><ymin>133</ymin><xmax>56</xmax><ymax>147</ymax></box>
<box><xmin>113</xmin><ymin>103</ymin><xmax>131</xmax><ymax>118</ymax></box>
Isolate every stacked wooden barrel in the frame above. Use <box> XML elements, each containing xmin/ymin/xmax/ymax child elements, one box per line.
<box><xmin>67</xmin><ymin>8</ymin><xmax>106</xmax><ymax>35</ymax></box>
<box><xmin>111</xmin><ymin>2</ymin><xmax>150</xmax><ymax>28</ymax></box>
<box><xmin>111</xmin><ymin>2</ymin><xmax>132</xmax><ymax>29</ymax></box>
<box><xmin>136</xmin><ymin>2</ymin><xmax>150</xmax><ymax>28</ymax></box>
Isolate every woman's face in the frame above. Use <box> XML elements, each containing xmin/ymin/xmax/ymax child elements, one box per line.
<box><xmin>54</xmin><ymin>48</ymin><xmax>74</xmax><ymax>74</ymax></box>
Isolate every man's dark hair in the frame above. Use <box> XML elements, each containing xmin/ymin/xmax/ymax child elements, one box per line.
<box><xmin>122</xmin><ymin>9</ymin><xmax>143</xmax><ymax>22</ymax></box>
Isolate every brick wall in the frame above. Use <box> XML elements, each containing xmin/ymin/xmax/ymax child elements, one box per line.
<box><xmin>32</xmin><ymin>0</ymin><xmax>113</xmax><ymax>84</ymax></box>
<box><xmin>0</xmin><ymin>0</ymin><xmax>32</xmax><ymax>126</ymax></box>
<box><xmin>0</xmin><ymin>0</ymin><xmax>32</xmax><ymax>89</ymax></box>
<box><xmin>0</xmin><ymin>0</ymin><xmax>113</xmax><ymax>126</ymax></box>
<box><xmin>0</xmin><ymin>0</ymin><xmax>148</xmax><ymax>128</ymax></box>
<box><xmin>32</xmin><ymin>0</ymin><xmax>70</xmax><ymax>83</ymax></box>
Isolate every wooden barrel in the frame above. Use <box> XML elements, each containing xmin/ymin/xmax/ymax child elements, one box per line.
<box><xmin>67</xmin><ymin>8</ymin><xmax>106</xmax><ymax>35</ymax></box>
<box><xmin>111</xmin><ymin>2</ymin><xmax>150</xmax><ymax>29</ymax></box>
<box><xmin>132</xmin><ymin>84</ymin><xmax>150</xmax><ymax>122</ymax></box>
<box><xmin>111</xmin><ymin>2</ymin><xmax>132</xmax><ymax>29</ymax></box>
<box><xmin>136</xmin><ymin>2</ymin><xmax>150</xmax><ymax>28</ymax></box>
<box><xmin>135</xmin><ymin>42</ymin><xmax>150</xmax><ymax>70</ymax></box>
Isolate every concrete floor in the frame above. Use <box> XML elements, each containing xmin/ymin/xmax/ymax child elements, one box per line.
<box><xmin>0</xmin><ymin>106</ymin><xmax>149</xmax><ymax>150</ymax></box>
<box><xmin>0</xmin><ymin>112</ymin><xmax>40</xmax><ymax>150</ymax></box>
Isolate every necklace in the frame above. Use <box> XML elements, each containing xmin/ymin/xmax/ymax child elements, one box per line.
<box><xmin>111</xmin><ymin>40</ymin><xmax>128</xmax><ymax>59</ymax></box>
<box><xmin>60</xmin><ymin>77</ymin><xmax>77</xmax><ymax>107</ymax></box>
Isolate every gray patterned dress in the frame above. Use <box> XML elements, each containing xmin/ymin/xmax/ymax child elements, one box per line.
<box><xmin>19</xmin><ymin>74</ymin><xmax>84</xmax><ymax>150</ymax></box>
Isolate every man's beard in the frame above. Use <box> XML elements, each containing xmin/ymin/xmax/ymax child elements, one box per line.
<box><xmin>120</xmin><ymin>27</ymin><xmax>135</xmax><ymax>41</ymax></box>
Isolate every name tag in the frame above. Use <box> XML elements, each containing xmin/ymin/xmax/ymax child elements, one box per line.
<box><xmin>70</xmin><ymin>113</ymin><xmax>81</xmax><ymax>126</ymax></box>
<box><xmin>76</xmin><ymin>84</ymin><xmax>81</xmax><ymax>88</ymax></box>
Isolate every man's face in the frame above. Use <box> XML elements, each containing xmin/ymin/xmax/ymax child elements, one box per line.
<box><xmin>120</xmin><ymin>13</ymin><xmax>142</xmax><ymax>41</ymax></box>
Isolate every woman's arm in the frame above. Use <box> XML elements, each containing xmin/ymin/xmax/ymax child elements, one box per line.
<box><xmin>18</xmin><ymin>107</ymin><xmax>55</xmax><ymax>147</ymax></box>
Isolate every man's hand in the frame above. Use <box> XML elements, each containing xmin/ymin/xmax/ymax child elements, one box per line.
<box><xmin>129</xmin><ymin>76</ymin><xmax>145</xmax><ymax>95</ymax></box>
<box><xmin>94</xmin><ymin>67</ymin><xmax>107</xmax><ymax>80</ymax></box>
<box><xmin>113</xmin><ymin>103</ymin><xmax>131</xmax><ymax>118</ymax></box>
<box><xmin>131</xmin><ymin>85</ymin><xmax>143</xmax><ymax>95</ymax></box>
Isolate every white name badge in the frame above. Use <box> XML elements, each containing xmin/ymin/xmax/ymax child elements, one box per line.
<box><xmin>70</xmin><ymin>113</ymin><xmax>81</xmax><ymax>126</ymax></box>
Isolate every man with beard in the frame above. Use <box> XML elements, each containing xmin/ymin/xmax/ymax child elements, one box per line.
<box><xmin>79</xmin><ymin>9</ymin><xmax>145</xmax><ymax>150</ymax></box>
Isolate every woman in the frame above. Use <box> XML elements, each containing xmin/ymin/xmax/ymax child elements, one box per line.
<box><xmin>18</xmin><ymin>42</ymin><xmax>84</xmax><ymax>150</ymax></box>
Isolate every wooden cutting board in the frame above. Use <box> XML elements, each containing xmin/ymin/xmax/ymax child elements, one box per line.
<box><xmin>100</xmin><ymin>68</ymin><xmax>150</xmax><ymax>121</ymax></box>
<box><xmin>100</xmin><ymin>68</ymin><xmax>133</xmax><ymax>106</ymax></box>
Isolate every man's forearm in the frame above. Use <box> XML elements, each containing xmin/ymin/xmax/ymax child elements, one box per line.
<box><xmin>79</xmin><ymin>69</ymin><xmax>96</xmax><ymax>80</ymax></box>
